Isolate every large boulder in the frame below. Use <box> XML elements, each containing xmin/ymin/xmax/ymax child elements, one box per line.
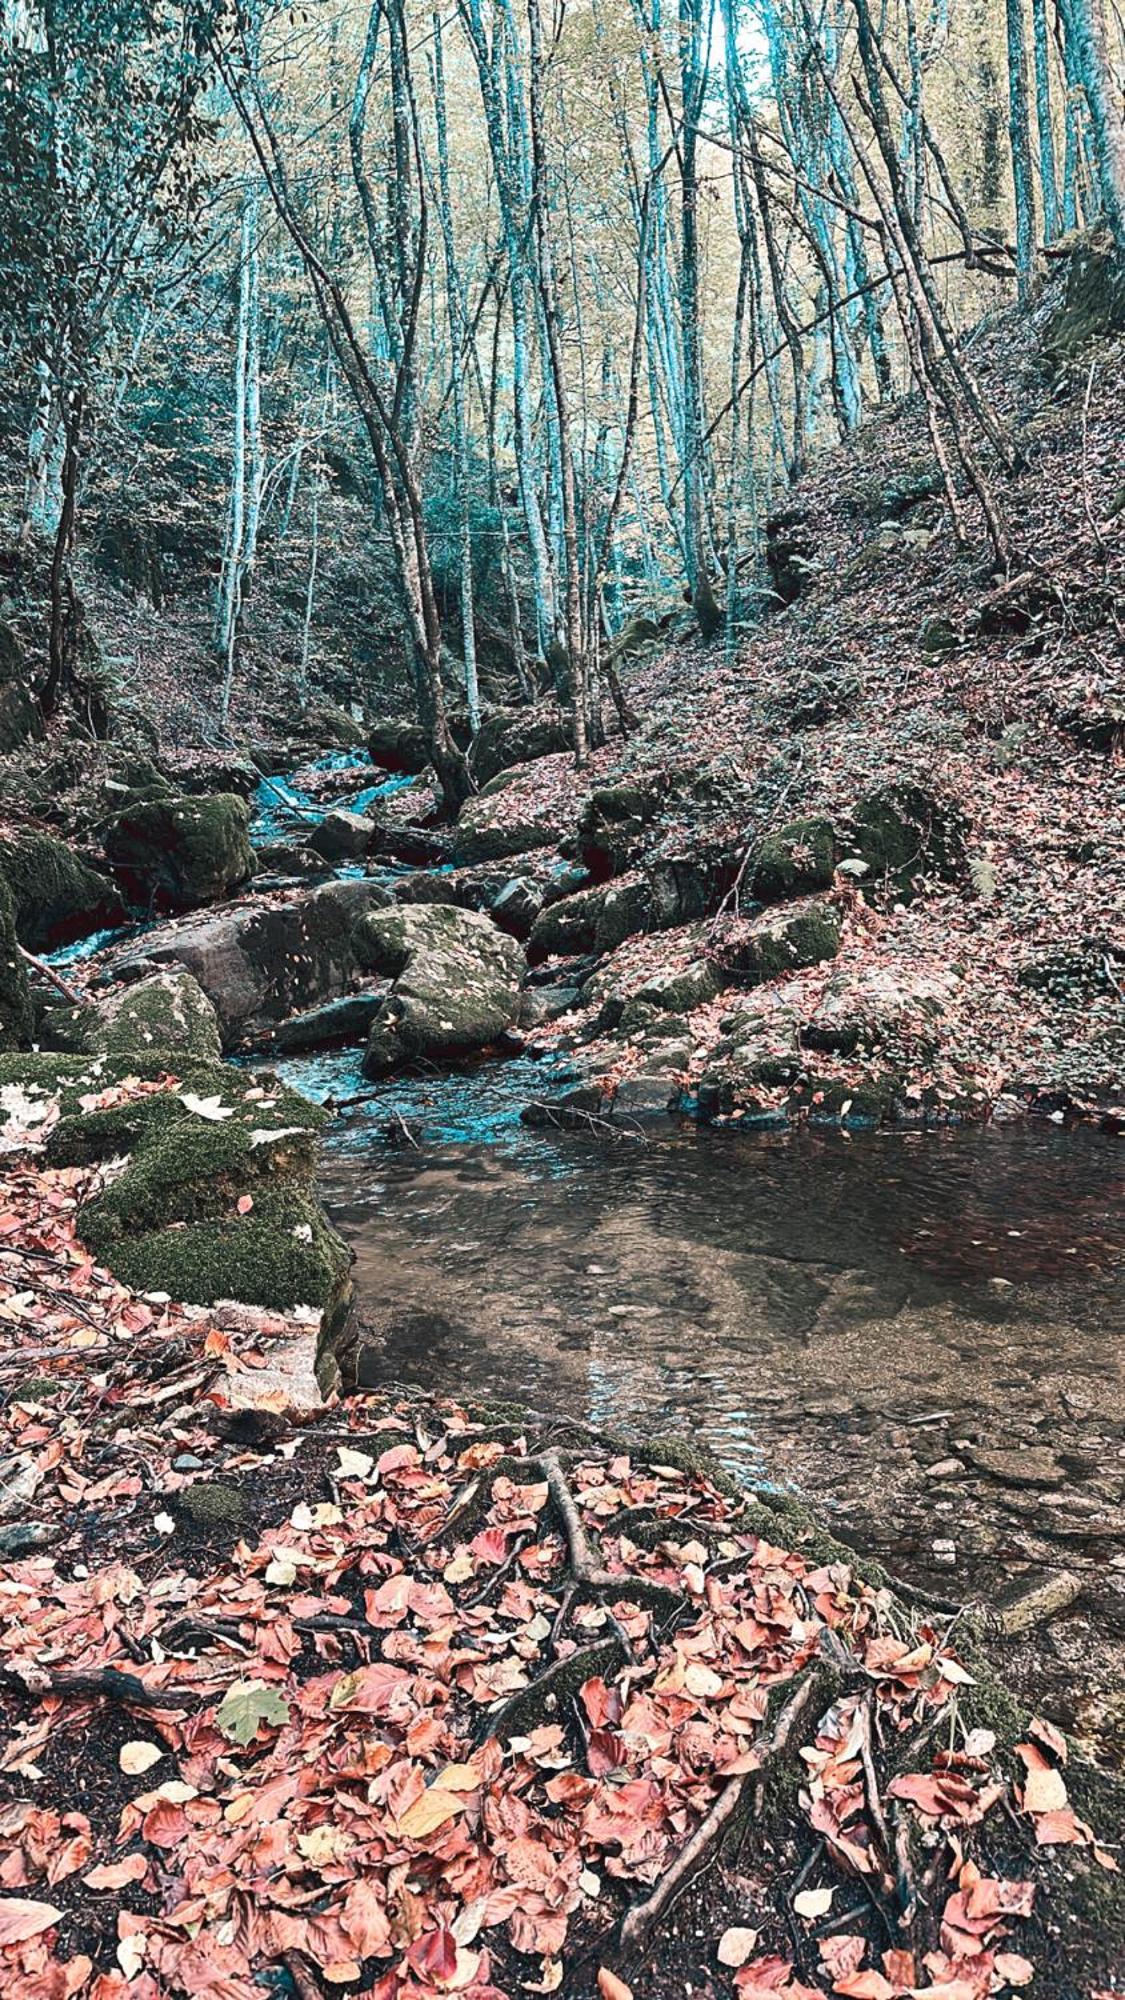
<box><xmin>85</xmin><ymin>970</ymin><xmax>223</xmax><ymax>1063</ymax></box>
<box><xmin>528</xmin><ymin>881</ymin><xmax>610</xmax><ymax>963</ymax></box>
<box><xmin>847</xmin><ymin>782</ymin><xmax>967</xmax><ymax>897</ymax></box>
<box><xmin>0</xmin><ymin>829</ymin><xmax>124</xmax><ymax>950</ymax></box>
<box><xmin>577</xmin><ymin>776</ymin><xmax>668</xmax><ymax>879</ymax></box>
<box><xmin>452</xmin><ymin>770</ymin><xmax>570</xmax><ymax>866</ymax></box>
<box><xmin>471</xmin><ymin>705</ymin><xmax>570</xmax><ymax>787</ymax></box>
<box><xmin>354</xmin><ymin>903</ymin><xmax>523</xmax><ymax>1076</ymax></box>
<box><xmin>751</xmin><ymin>818</ymin><xmax>836</xmax><ymax>902</ymax></box>
<box><xmin>104</xmin><ymin>793</ymin><xmax>255</xmax><ymax>911</ymax></box>
<box><xmin>0</xmin><ymin>877</ymin><xmax>32</xmax><ymax>1051</ymax></box>
<box><xmin>717</xmin><ymin>897</ymin><xmax>841</xmax><ymax>984</ymax></box>
<box><xmin>309</xmin><ymin>809</ymin><xmax>378</xmax><ymax>863</ymax></box>
<box><xmin>368</xmin><ymin>718</ymin><xmax>431</xmax><ymax>776</ymax></box>
<box><xmin>109</xmin><ymin>879</ymin><xmax>393</xmax><ymax>1047</ymax></box>
<box><xmin>0</xmin><ymin>625</ymin><xmax>42</xmax><ymax>756</ymax></box>
<box><xmin>8</xmin><ymin>1053</ymin><xmax>353</xmax><ymax>1337</ymax></box>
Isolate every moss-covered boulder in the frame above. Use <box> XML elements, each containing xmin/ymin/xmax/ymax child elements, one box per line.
<box><xmin>527</xmin><ymin>881</ymin><xmax>610</xmax><ymax>963</ymax></box>
<box><xmin>471</xmin><ymin>705</ymin><xmax>570</xmax><ymax>787</ymax></box>
<box><xmin>104</xmin><ymin>793</ymin><xmax>255</xmax><ymax>911</ymax></box>
<box><xmin>112</xmin><ymin>879</ymin><xmax>392</xmax><ymax>1047</ymax></box>
<box><xmin>86</xmin><ymin>970</ymin><xmax>223</xmax><ymax>1063</ymax></box>
<box><xmin>1040</xmin><ymin>225</ymin><xmax>1125</xmax><ymax>367</ymax></box>
<box><xmin>4</xmin><ymin>1053</ymin><xmax>354</xmax><ymax>1332</ymax></box>
<box><xmin>368</xmin><ymin>717</ymin><xmax>431</xmax><ymax>776</ymax></box>
<box><xmin>848</xmin><ymin>781</ymin><xmax>967</xmax><ymax>897</ymax></box>
<box><xmin>577</xmin><ymin>776</ymin><xmax>668</xmax><ymax>879</ymax></box>
<box><xmin>0</xmin><ymin>623</ymin><xmax>42</xmax><ymax>756</ymax></box>
<box><xmin>452</xmin><ymin>769</ymin><xmax>570</xmax><ymax>866</ymax></box>
<box><xmin>0</xmin><ymin>877</ymin><xmax>32</xmax><ymax>1050</ymax></box>
<box><xmin>0</xmin><ymin>829</ymin><xmax>124</xmax><ymax>950</ymax></box>
<box><xmin>354</xmin><ymin>903</ymin><xmax>524</xmax><ymax>1077</ymax></box>
<box><xmin>719</xmin><ymin>897</ymin><xmax>841</xmax><ymax>984</ymax></box>
<box><xmin>751</xmin><ymin>817</ymin><xmax>836</xmax><ymax>902</ymax></box>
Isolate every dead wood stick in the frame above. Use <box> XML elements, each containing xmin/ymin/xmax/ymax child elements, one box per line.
<box><xmin>280</xmin><ymin>1949</ymin><xmax>322</xmax><ymax>2000</ymax></box>
<box><xmin>18</xmin><ymin>945</ymin><xmax>83</xmax><ymax>1004</ymax></box>
<box><xmin>620</xmin><ymin>1671</ymin><xmax>821</xmax><ymax>1952</ymax></box>
<box><xmin>0</xmin><ymin>1664</ymin><xmax>198</xmax><ymax>1710</ymax></box>
<box><xmin>857</xmin><ymin>1694</ymin><xmax>891</xmax><ymax>1858</ymax></box>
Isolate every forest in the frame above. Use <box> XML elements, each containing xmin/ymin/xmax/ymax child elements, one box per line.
<box><xmin>0</xmin><ymin>0</ymin><xmax>1123</xmax><ymax>1996</ymax></box>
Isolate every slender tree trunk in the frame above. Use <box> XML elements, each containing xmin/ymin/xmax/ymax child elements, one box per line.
<box><xmin>1063</xmin><ymin>0</ymin><xmax>1125</xmax><ymax>245</ymax></box>
<box><xmin>1031</xmin><ymin>0</ymin><xmax>1061</xmax><ymax>239</ymax></box>
<box><xmin>1005</xmin><ymin>0</ymin><xmax>1039</xmax><ymax>298</ymax></box>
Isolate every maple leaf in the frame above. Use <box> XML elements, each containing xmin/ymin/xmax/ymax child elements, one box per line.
<box><xmin>215</xmin><ymin>1679</ymin><xmax>291</xmax><ymax>1746</ymax></box>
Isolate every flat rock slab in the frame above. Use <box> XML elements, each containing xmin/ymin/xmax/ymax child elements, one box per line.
<box><xmin>967</xmin><ymin>1445</ymin><xmax>1066</xmax><ymax>1488</ymax></box>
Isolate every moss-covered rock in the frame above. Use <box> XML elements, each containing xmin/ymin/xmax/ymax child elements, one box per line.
<box><xmin>368</xmin><ymin>717</ymin><xmax>432</xmax><ymax>776</ymax></box>
<box><xmin>104</xmin><ymin>792</ymin><xmax>255</xmax><ymax>911</ymax></box>
<box><xmin>354</xmin><ymin>903</ymin><xmax>524</xmax><ymax>1077</ymax></box>
<box><xmin>0</xmin><ymin>876</ymin><xmax>32</xmax><ymax>1050</ymax></box>
<box><xmin>720</xmin><ymin>897</ymin><xmax>841</xmax><ymax>984</ymax></box>
<box><xmin>451</xmin><ymin>774</ymin><xmax>569</xmax><ymax>866</ymax></box>
<box><xmin>577</xmin><ymin>777</ymin><xmax>668</xmax><ymax>879</ymax></box>
<box><xmin>0</xmin><ymin>829</ymin><xmax>124</xmax><ymax>950</ymax></box>
<box><xmin>848</xmin><ymin>781</ymin><xmax>967</xmax><ymax>896</ymax></box>
<box><xmin>6</xmin><ymin>1054</ymin><xmax>355</xmax><ymax>1325</ymax></box>
<box><xmin>309</xmin><ymin>809</ymin><xmax>377</xmax><ymax>863</ymax></box>
<box><xmin>0</xmin><ymin>623</ymin><xmax>42</xmax><ymax>756</ymax></box>
<box><xmin>527</xmin><ymin>881</ymin><xmax>610</xmax><ymax>963</ymax></box>
<box><xmin>471</xmin><ymin>705</ymin><xmax>571</xmax><ymax>787</ymax></box>
<box><xmin>86</xmin><ymin>970</ymin><xmax>223</xmax><ymax>1063</ymax></box>
<box><xmin>751</xmin><ymin>817</ymin><xmax>836</xmax><ymax>903</ymax></box>
<box><xmin>1040</xmin><ymin>225</ymin><xmax>1125</xmax><ymax>366</ymax></box>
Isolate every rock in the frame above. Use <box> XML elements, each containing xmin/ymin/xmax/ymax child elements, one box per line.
<box><xmin>105</xmin><ymin>793</ymin><xmax>255</xmax><ymax>911</ymax></box>
<box><xmin>765</xmin><ymin>506</ymin><xmax>817</xmax><ymax>605</ymax></box>
<box><xmin>991</xmin><ymin>1568</ymin><xmax>1083</xmax><ymax>1636</ymax></box>
<box><xmin>452</xmin><ymin>772</ymin><xmax>569</xmax><ymax>866</ymax></box>
<box><xmin>925</xmin><ymin>1458</ymin><xmax>966</xmax><ymax>1481</ymax></box>
<box><xmin>802</xmin><ymin>962</ymin><xmax>958</xmax><ymax>1056</ymax></box>
<box><xmin>471</xmin><ymin>705</ymin><xmax>570</xmax><ymax>786</ymax></box>
<box><xmin>752</xmin><ymin>818</ymin><xmax>836</xmax><ymax>902</ymax></box>
<box><xmin>354</xmin><ymin>903</ymin><xmax>524</xmax><ymax>1077</ymax></box>
<box><xmin>309</xmin><ymin>809</ymin><xmax>378</xmax><ymax>862</ymax></box>
<box><xmin>171</xmin><ymin>755</ymin><xmax>258</xmax><ymax>800</ymax></box>
<box><xmin>846</xmin><ymin>782</ymin><xmax>967</xmax><ymax>897</ymax></box>
<box><xmin>394</xmin><ymin>864</ymin><xmax>506</xmax><ymax>913</ymax></box>
<box><xmin>967</xmin><ymin>1445</ymin><xmax>1066</xmax><ymax>1488</ymax></box>
<box><xmin>612</xmin><ymin>1071</ymin><xmax>679</xmax><ymax>1117</ymax></box>
<box><xmin>368</xmin><ymin>717</ymin><xmax>431</xmax><ymax>775</ymax></box>
<box><xmin>578</xmin><ymin>777</ymin><xmax>668</xmax><ymax>878</ymax></box>
<box><xmin>634</xmin><ymin>958</ymin><xmax>722</xmax><ymax>1014</ymax></box>
<box><xmin>273</xmin><ymin>992</ymin><xmax>386</xmax><ymax>1053</ymax></box>
<box><xmin>1041</xmin><ymin>225</ymin><xmax>1125</xmax><ymax>366</ymax></box>
<box><xmin>111</xmin><ymin>879</ymin><xmax>394</xmax><ymax>1047</ymax></box>
<box><xmin>0</xmin><ymin>830</ymin><xmax>124</xmax><ymax>950</ymax></box>
<box><xmin>490</xmin><ymin>876</ymin><xmax>543</xmax><ymax>940</ymax></box>
<box><xmin>718</xmin><ymin>898</ymin><xmax>841</xmax><ymax>984</ymax></box>
<box><xmin>519</xmin><ymin>985</ymin><xmax>579</xmax><ymax>1028</ymax></box>
<box><xmin>0</xmin><ymin>624</ymin><xmax>43</xmax><ymax>755</ymax></box>
<box><xmin>251</xmin><ymin>842</ymin><xmax>330</xmax><ymax>881</ymax></box>
<box><xmin>31</xmin><ymin>1053</ymin><xmax>353</xmax><ymax>1333</ymax></box>
<box><xmin>86</xmin><ymin>970</ymin><xmax>223</xmax><ymax>1063</ymax></box>
<box><xmin>172</xmin><ymin>1453</ymin><xmax>205</xmax><ymax>1472</ymax></box>
<box><xmin>0</xmin><ymin>876</ymin><xmax>32</xmax><ymax>1051</ymax></box>
<box><xmin>370</xmin><ymin>823</ymin><xmax>453</xmax><ymax>869</ymax></box>
<box><xmin>528</xmin><ymin>881</ymin><xmax>610</xmax><ymax>962</ymax></box>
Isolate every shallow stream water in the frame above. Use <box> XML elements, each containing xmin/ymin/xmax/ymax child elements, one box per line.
<box><xmin>272</xmin><ymin>1039</ymin><xmax>1125</xmax><ymax>1755</ymax></box>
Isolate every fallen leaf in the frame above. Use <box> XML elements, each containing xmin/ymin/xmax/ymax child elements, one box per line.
<box><xmin>597</xmin><ymin>1972</ymin><xmax>633</xmax><ymax>2000</ymax></box>
<box><xmin>717</xmin><ymin>1927</ymin><xmax>759</xmax><ymax>1967</ymax></box>
<box><xmin>0</xmin><ymin>1897</ymin><xmax>63</xmax><ymax>1944</ymax></box>
<box><xmin>119</xmin><ymin>1741</ymin><xmax>163</xmax><ymax>1776</ymax></box>
<box><xmin>794</xmin><ymin>1886</ymin><xmax>834</xmax><ymax>1919</ymax></box>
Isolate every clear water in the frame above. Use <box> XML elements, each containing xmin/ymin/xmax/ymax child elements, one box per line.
<box><xmin>250</xmin><ymin>755</ymin><xmax>414</xmax><ymax>845</ymax></box>
<box><xmin>277</xmin><ymin>1042</ymin><xmax>1124</xmax><ymax>1746</ymax></box>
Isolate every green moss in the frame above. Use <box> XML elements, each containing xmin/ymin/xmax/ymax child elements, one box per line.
<box><xmin>850</xmin><ymin>782</ymin><xmax>967</xmax><ymax>896</ymax></box>
<box><xmin>0</xmin><ymin>830</ymin><xmax>123</xmax><ymax>951</ymax></box>
<box><xmin>104</xmin><ymin>792</ymin><xmax>254</xmax><ymax>910</ymax></box>
<box><xmin>727</xmin><ymin>901</ymin><xmax>841</xmax><ymax>984</ymax></box>
<box><xmin>94</xmin><ymin>1185</ymin><xmax>352</xmax><ymax>1317</ymax></box>
<box><xmin>174</xmin><ymin>1482</ymin><xmax>249</xmax><ymax>1529</ymax></box>
<box><xmin>752</xmin><ymin>818</ymin><xmax>837</xmax><ymax>903</ymax></box>
<box><xmin>0</xmin><ymin>876</ymin><xmax>32</xmax><ymax>1050</ymax></box>
<box><xmin>90</xmin><ymin>971</ymin><xmax>223</xmax><ymax>1063</ymax></box>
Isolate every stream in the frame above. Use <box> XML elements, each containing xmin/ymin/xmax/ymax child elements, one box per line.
<box><xmin>52</xmin><ymin>751</ymin><xmax>1125</xmax><ymax>1754</ymax></box>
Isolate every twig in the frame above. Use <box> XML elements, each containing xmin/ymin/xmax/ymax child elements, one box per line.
<box><xmin>0</xmin><ymin>1664</ymin><xmax>198</xmax><ymax>1710</ymax></box>
<box><xmin>619</xmin><ymin>1672</ymin><xmax>821</xmax><ymax>1952</ymax></box>
<box><xmin>280</xmin><ymin>1949</ymin><xmax>322</xmax><ymax>2000</ymax></box>
<box><xmin>1081</xmin><ymin>360</ymin><xmax>1106</xmax><ymax>562</ymax></box>
<box><xmin>18</xmin><ymin>946</ymin><xmax>84</xmax><ymax>1004</ymax></box>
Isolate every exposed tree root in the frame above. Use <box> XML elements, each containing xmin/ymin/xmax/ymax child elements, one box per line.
<box><xmin>0</xmin><ymin>1664</ymin><xmax>199</xmax><ymax>1710</ymax></box>
<box><xmin>619</xmin><ymin>1670</ymin><xmax>822</xmax><ymax>1953</ymax></box>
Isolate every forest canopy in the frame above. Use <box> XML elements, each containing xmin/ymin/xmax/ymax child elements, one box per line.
<box><xmin>2</xmin><ymin>0</ymin><xmax>1124</xmax><ymax>795</ymax></box>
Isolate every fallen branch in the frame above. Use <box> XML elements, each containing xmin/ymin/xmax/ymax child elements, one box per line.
<box><xmin>619</xmin><ymin>1671</ymin><xmax>821</xmax><ymax>1952</ymax></box>
<box><xmin>18</xmin><ymin>946</ymin><xmax>83</xmax><ymax>1005</ymax></box>
<box><xmin>0</xmin><ymin>1663</ymin><xmax>198</xmax><ymax>1710</ymax></box>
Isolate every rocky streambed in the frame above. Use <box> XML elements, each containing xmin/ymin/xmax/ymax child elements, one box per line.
<box><xmin>2</xmin><ymin>732</ymin><xmax>1122</xmax><ymax>1762</ymax></box>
